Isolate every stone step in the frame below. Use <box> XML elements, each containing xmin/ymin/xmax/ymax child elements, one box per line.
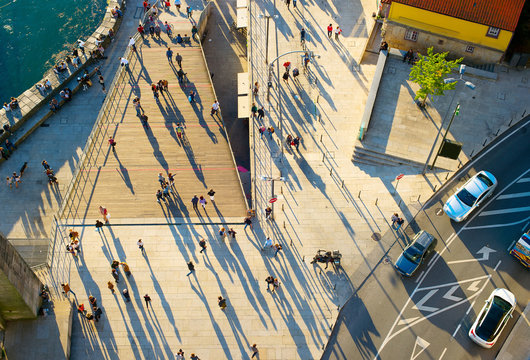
<box><xmin>352</xmin><ymin>146</ymin><xmax>424</xmax><ymax>168</ymax></box>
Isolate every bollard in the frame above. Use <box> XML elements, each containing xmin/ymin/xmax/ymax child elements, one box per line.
<box><xmin>522</xmin><ymin>110</ymin><xmax>526</xmax><ymax>118</ymax></box>
<box><xmin>358</xmin><ymin>190</ymin><xmax>361</xmax><ymax>198</ymax></box>
<box><xmin>330</xmin><ymin>168</ymin><xmax>333</xmax><ymax>176</ymax></box>
<box><xmin>470</xmin><ymin>149</ymin><xmax>474</xmax><ymax>158</ymax></box>
<box><xmin>398</xmin><ymin>199</ymin><xmax>402</xmax><ymax>207</ymax></box>
<box><xmin>433</xmin><ymin>185</ymin><xmax>437</xmax><ymax>192</ymax></box>
<box><xmin>417</xmin><ymin>194</ymin><xmax>421</xmax><ymax>202</ymax></box>
<box><xmin>375</xmin><ymin>198</ymin><xmax>378</xmax><ymax>206</ymax></box>
<box><xmin>341</xmin><ymin>179</ymin><xmax>345</xmax><ymax>188</ymax></box>
<box><xmin>281</xmin><ymin>186</ymin><xmax>283</xmax><ymax>194</ymax></box>
<box><xmin>445</xmin><ymin>172</ymin><xmax>450</xmax><ymax>180</ymax></box>
<box><xmin>319</xmin><ymin>114</ymin><xmax>322</xmax><ymax>123</ymax></box>
<box><xmin>282</xmin><ymin>203</ymin><xmax>284</xmax><ymax>211</ymax></box>
<box><xmin>302</xmin><ymin>255</ymin><xmax>305</xmax><ymax>262</ymax></box>
<box><xmin>283</xmin><ymin>221</ymin><xmax>286</xmax><ymax>229</ymax></box>
<box><xmin>495</xmin><ymin>129</ymin><xmax>500</xmax><ymax>136</ymax></box>
<box><xmin>290</xmin><ymin>239</ymin><xmax>293</xmax><ymax>246</ymax></box>
<box><xmin>509</xmin><ymin>118</ymin><xmax>513</xmax><ymax>126</ymax></box>
<box><xmin>322</xmin><ymin>153</ymin><xmax>325</xmax><ymax>162</ymax></box>
<box><xmin>320</xmin><ymin>134</ymin><xmax>323</xmax><ymax>142</ymax></box>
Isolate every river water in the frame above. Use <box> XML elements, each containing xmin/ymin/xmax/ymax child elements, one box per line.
<box><xmin>0</xmin><ymin>0</ymin><xmax>107</xmax><ymax>102</ymax></box>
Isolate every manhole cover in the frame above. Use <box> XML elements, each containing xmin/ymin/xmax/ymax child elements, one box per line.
<box><xmin>382</xmin><ymin>257</ymin><xmax>391</xmax><ymax>265</ymax></box>
<box><xmin>436</xmin><ymin>208</ymin><xmax>444</xmax><ymax>216</ymax></box>
<box><xmin>371</xmin><ymin>232</ymin><xmax>381</xmax><ymax>241</ymax></box>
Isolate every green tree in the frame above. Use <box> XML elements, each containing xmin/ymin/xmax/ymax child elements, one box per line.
<box><xmin>409</xmin><ymin>47</ymin><xmax>463</xmax><ymax>107</ymax></box>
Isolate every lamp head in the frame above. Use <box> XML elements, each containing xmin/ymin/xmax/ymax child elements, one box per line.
<box><xmin>465</xmin><ymin>81</ymin><xmax>476</xmax><ymax>90</ymax></box>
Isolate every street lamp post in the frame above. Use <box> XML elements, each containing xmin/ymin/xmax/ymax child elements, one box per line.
<box><xmin>257</xmin><ymin>14</ymin><xmax>278</xmax><ymax>65</ymax></box>
<box><xmin>422</xmin><ymin>65</ymin><xmax>476</xmax><ymax>174</ymax></box>
<box><xmin>260</xmin><ymin>175</ymin><xmax>286</xmax><ymax>219</ymax></box>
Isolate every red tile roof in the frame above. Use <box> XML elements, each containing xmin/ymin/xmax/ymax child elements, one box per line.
<box><xmin>390</xmin><ymin>0</ymin><xmax>526</xmax><ymax>31</ymax></box>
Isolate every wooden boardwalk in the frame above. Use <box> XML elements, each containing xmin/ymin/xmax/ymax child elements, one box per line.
<box><xmin>70</xmin><ymin>13</ymin><xmax>247</xmax><ymax>222</ymax></box>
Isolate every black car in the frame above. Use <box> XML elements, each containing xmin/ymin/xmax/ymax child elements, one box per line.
<box><xmin>394</xmin><ymin>230</ymin><xmax>437</xmax><ymax>277</ymax></box>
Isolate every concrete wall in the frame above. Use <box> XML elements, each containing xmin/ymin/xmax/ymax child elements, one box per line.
<box><xmin>0</xmin><ymin>232</ymin><xmax>42</xmax><ymax>328</ymax></box>
<box><xmin>382</xmin><ymin>21</ymin><xmax>505</xmax><ymax>64</ymax></box>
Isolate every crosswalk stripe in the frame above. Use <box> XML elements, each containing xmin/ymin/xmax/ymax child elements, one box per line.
<box><xmin>498</xmin><ymin>192</ymin><xmax>530</xmax><ymax>200</ymax></box>
<box><xmin>517</xmin><ymin>178</ymin><xmax>530</xmax><ymax>183</ymax></box>
<box><xmin>479</xmin><ymin>206</ymin><xmax>530</xmax><ymax>216</ymax></box>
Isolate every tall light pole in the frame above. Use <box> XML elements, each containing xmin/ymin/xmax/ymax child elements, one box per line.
<box><xmin>422</xmin><ymin>65</ymin><xmax>476</xmax><ymax>174</ymax></box>
<box><xmin>260</xmin><ymin>175</ymin><xmax>286</xmax><ymax>219</ymax></box>
<box><xmin>257</xmin><ymin>14</ymin><xmax>278</xmax><ymax>66</ymax></box>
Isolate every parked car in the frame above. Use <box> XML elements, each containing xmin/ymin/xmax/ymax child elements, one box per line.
<box><xmin>509</xmin><ymin>230</ymin><xmax>530</xmax><ymax>268</ymax></box>
<box><xmin>443</xmin><ymin>171</ymin><xmax>497</xmax><ymax>222</ymax></box>
<box><xmin>394</xmin><ymin>230</ymin><xmax>437</xmax><ymax>277</ymax></box>
<box><xmin>468</xmin><ymin>288</ymin><xmax>516</xmax><ymax>348</ymax></box>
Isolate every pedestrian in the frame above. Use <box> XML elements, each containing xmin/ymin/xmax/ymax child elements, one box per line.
<box><xmin>163</xmin><ymin>185</ymin><xmax>171</xmax><ymax>199</ymax></box>
<box><xmin>257</xmin><ymin>106</ymin><xmax>265</xmax><ymax>120</ymax></box>
<box><xmin>273</xmin><ymin>278</ymin><xmax>280</xmax><ymax>292</ymax></box>
<box><xmin>5</xmin><ymin>139</ymin><xmax>16</xmax><ymax>153</ymax></box>
<box><xmin>158</xmin><ymin>172</ymin><xmax>165</xmax><ymax>186</ymax></box>
<box><xmin>293</xmin><ymin>67</ymin><xmax>300</xmax><ymax>80</ymax></box>
<box><xmin>253</xmin><ymin>82</ymin><xmax>259</xmax><ymax>96</ymax></box>
<box><xmin>285</xmin><ymin>0</ymin><xmax>290</xmax><ymax>9</ymax></box>
<box><xmin>175</xmin><ymin>53</ymin><xmax>182</xmax><ymax>68</ymax></box>
<box><xmin>111</xmin><ymin>268</ymin><xmax>119</xmax><ymax>283</ymax></box>
<box><xmin>112</xmin><ymin>260</ymin><xmax>120</xmax><ymax>270</ymax></box>
<box><xmin>174</xmin><ymin>0</ymin><xmax>181</xmax><ymax>12</ymax></box>
<box><xmin>186</xmin><ymin>5</ymin><xmax>192</xmax><ymax>18</ymax></box>
<box><xmin>191</xmin><ymin>25</ymin><xmax>198</xmax><ymax>40</ymax></box>
<box><xmin>6</xmin><ymin>176</ymin><xmax>13</xmax><ymax>189</ymax></box>
<box><xmin>244</xmin><ymin>216</ymin><xmax>253</xmax><ymax>230</ymax></box>
<box><xmin>391</xmin><ymin>213</ymin><xmax>399</xmax><ymax>227</ymax></box>
<box><xmin>89</xmin><ymin>295</ymin><xmax>97</xmax><ymax>308</ymax></box>
<box><xmin>207</xmin><ymin>189</ymin><xmax>215</xmax><ymax>201</ymax></box>
<box><xmin>265</xmin><ymin>206</ymin><xmax>272</xmax><ymax>220</ymax></box>
<box><xmin>42</xmin><ymin>160</ymin><xmax>50</xmax><ymax>170</ymax></box>
<box><xmin>85</xmin><ymin>312</ymin><xmax>94</xmax><ymax>322</ymax></box>
<box><xmin>166</xmin><ymin>47</ymin><xmax>173</xmax><ymax>62</ymax></box>
<box><xmin>168</xmin><ymin>173</ymin><xmax>175</xmax><ymax>186</ymax></box>
<box><xmin>267</xmin><ymin>126</ymin><xmax>275</xmax><ymax>139</ymax></box>
<box><xmin>251</xmin><ymin>344</ymin><xmax>259</xmax><ymax>358</ymax></box>
<box><xmin>282</xmin><ymin>71</ymin><xmax>289</xmax><ymax>84</ymax></box>
<box><xmin>258</xmin><ymin>126</ymin><xmax>265</xmax><ymax>139</ymax></box>
<box><xmin>120</xmin><ymin>57</ymin><xmax>129</xmax><ymax>70</ymax></box>
<box><xmin>122</xmin><ymin>288</ymin><xmax>131</xmax><ymax>302</ymax></box>
<box><xmin>137</xmin><ymin>239</ymin><xmax>145</xmax><ymax>253</ymax></box>
<box><xmin>109</xmin><ymin>137</ymin><xmax>117</xmax><ymax>152</ymax></box>
<box><xmin>0</xmin><ymin>147</ymin><xmax>9</xmax><ymax>160</ymax></box>
<box><xmin>251</xmin><ymin>102</ymin><xmax>258</xmax><ymax>118</ymax></box>
<box><xmin>137</xmin><ymin>24</ymin><xmax>145</xmax><ymax>38</ymax></box>
<box><xmin>156</xmin><ymin>189</ymin><xmax>164</xmax><ymax>203</ymax></box>
<box><xmin>61</xmin><ymin>283</ymin><xmax>75</xmax><ymax>295</ymax></box>
<box><xmin>191</xmin><ymin>195</ymin><xmax>199</xmax><ymax>211</ymax></box>
<box><xmin>199</xmin><ymin>195</ymin><xmax>207</xmax><ymax>210</ymax></box>
<box><xmin>176</xmin><ymin>123</ymin><xmax>184</xmax><ymax>139</ymax></box>
<box><xmin>218</xmin><ymin>296</ymin><xmax>227</xmax><ymax>310</ymax></box>
<box><xmin>128</xmin><ymin>37</ymin><xmax>136</xmax><ymax>52</ymax></box>
<box><xmin>264</xmin><ymin>237</ymin><xmax>273</xmax><ymax>249</ymax></box>
<box><xmin>190</xmin><ymin>354</ymin><xmax>200</xmax><ymax>360</ymax></box>
<box><xmin>144</xmin><ymin>294</ymin><xmax>152</xmax><ymax>309</ymax></box>
<box><xmin>188</xmin><ymin>90</ymin><xmax>195</xmax><ymax>103</ymax></box>
<box><xmin>187</xmin><ymin>261</ymin><xmax>195</xmax><ymax>276</ymax></box>
<box><xmin>211</xmin><ymin>100</ymin><xmax>220</xmax><ymax>115</ymax></box>
<box><xmin>327</xmin><ymin>24</ymin><xmax>333</xmax><ymax>38</ymax></box>
<box><xmin>293</xmin><ymin>0</ymin><xmax>297</xmax><ymax>8</ymax></box>
<box><xmin>274</xmin><ymin>243</ymin><xmax>283</xmax><ymax>257</ymax></box>
<box><xmin>72</xmin><ymin>240</ymin><xmax>81</xmax><ymax>255</ymax></box>
<box><xmin>199</xmin><ymin>238</ymin><xmax>207</xmax><ymax>253</ymax></box>
<box><xmin>107</xmin><ymin>281</ymin><xmax>115</xmax><ymax>293</ymax></box>
<box><xmin>265</xmin><ymin>275</ymin><xmax>274</xmax><ymax>291</ymax></box>
<box><xmin>99</xmin><ymin>206</ymin><xmax>109</xmax><ymax>223</ymax></box>
<box><xmin>67</xmin><ymin>243</ymin><xmax>77</xmax><ymax>258</ymax></box>
<box><xmin>95</xmin><ymin>220</ymin><xmax>104</xmax><ymax>231</ymax></box>
<box><xmin>396</xmin><ymin>217</ymin><xmax>405</xmax><ymax>230</ymax></box>
<box><xmin>176</xmin><ymin>349</ymin><xmax>185</xmax><ymax>360</ymax></box>
<box><xmin>334</xmin><ymin>26</ymin><xmax>342</xmax><ymax>41</ymax></box>
<box><xmin>99</xmin><ymin>75</ymin><xmax>106</xmax><ymax>92</ymax></box>
<box><xmin>228</xmin><ymin>228</ymin><xmax>236</xmax><ymax>240</ymax></box>
<box><xmin>77</xmin><ymin>303</ymin><xmax>85</xmax><ymax>313</ymax></box>
<box><xmin>219</xmin><ymin>227</ymin><xmax>226</xmax><ymax>239</ymax></box>
<box><xmin>120</xmin><ymin>262</ymin><xmax>131</xmax><ymax>277</ymax></box>
<box><xmin>93</xmin><ymin>306</ymin><xmax>103</xmax><ymax>322</ymax></box>
<box><xmin>300</xmin><ymin>28</ymin><xmax>305</xmax><ymax>44</ymax></box>
<box><xmin>294</xmin><ymin>136</ymin><xmax>301</xmax><ymax>150</ymax></box>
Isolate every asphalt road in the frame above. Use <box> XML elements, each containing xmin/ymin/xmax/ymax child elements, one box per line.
<box><xmin>322</xmin><ymin>116</ymin><xmax>530</xmax><ymax>360</ymax></box>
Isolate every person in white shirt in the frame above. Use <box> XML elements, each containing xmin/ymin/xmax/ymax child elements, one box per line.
<box><xmin>128</xmin><ymin>37</ymin><xmax>136</xmax><ymax>52</ymax></box>
<box><xmin>211</xmin><ymin>100</ymin><xmax>220</xmax><ymax>115</ymax></box>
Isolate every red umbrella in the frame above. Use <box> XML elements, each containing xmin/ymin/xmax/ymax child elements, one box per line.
<box><xmin>283</xmin><ymin>61</ymin><xmax>291</xmax><ymax>67</ymax></box>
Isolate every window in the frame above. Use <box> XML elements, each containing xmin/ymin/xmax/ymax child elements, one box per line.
<box><xmin>465</xmin><ymin>45</ymin><xmax>474</xmax><ymax>53</ymax></box>
<box><xmin>404</xmin><ymin>29</ymin><xmax>418</xmax><ymax>41</ymax></box>
<box><xmin>487</xmin><ymin>27</ymin><xmax>500</xmax><ymax>38</ymax></box>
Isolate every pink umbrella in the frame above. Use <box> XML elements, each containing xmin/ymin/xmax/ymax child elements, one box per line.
<box><xmin>237</xmin><ymin>166</ymin><xmax>249</xmax><ymax>173</ymax></box>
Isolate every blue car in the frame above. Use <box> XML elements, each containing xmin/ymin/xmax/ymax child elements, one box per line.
<box><xmin>394</xmin><ymin>230</ymin><xmax>437</xmax><ymax>277</ymax></box>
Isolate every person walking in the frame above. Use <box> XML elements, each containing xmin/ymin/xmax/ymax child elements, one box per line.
<box><xmin>273</xmin><ymin>278</ymin><xmax>280</xmax><ymax>292</ymax></box>
<box><xmin>174</xmin><ymin>0</ymin><xmax>181</xmax><ymax>12</ymax></box>
<box><xmin>158</xmin><ymin>172</ymin><xmax>165</xmax><ymax>187</ymax></box>
<box><xmin>191</xmin><ymin>195</ymin><xmax>199</xmax><ymax>211</ymax></box>
<box><xmin>175</xmin><ymin>52</ymin><xmax>183</xmax><ymax>68</ymax></box>
<box><xmin>186</xmin><ymin>5</ymin><xmax>192</xmax><ymax>18</ymax></box>
<box><xmin>199</xmin><ymin>196</ymin><xmax>207</xmax><ymax>210</ymax></box>
<box><xmin>188</xmin><ymin>90</ymin><xmax>195</xmax><ymax>103</ymax></box>
<box><xmin>253</xmin><ymin>82</ymin><xmax>259</xmax><ymax>96</ymax></box>
<box><xmin>244</xmin><ymin>216</ymin><xmax>253</xmax><ymax>230</ymax></box>
<box><xmin>108</xmin><ymin>137</ymin><xmax>117</xmax><ymax>152</ymax></box>
<box><xmin>190</xmin><ymin>354</ymin><xmax>200</xmax><ymax>360</ymax></box>
<box><xmin>267</xmin><ymin>126</ymin><xmax>275</xmax><ymax>139</ymax></box>
<box><xmin>107</xmin><ymin>281</ymin><xmax>115</xmax><ymax>293</ymax></box>
<box><xmin>293</xmin><ymin>0</ymin><xmax>297</xmax><ymax>8</ymax></box>
<box><xmin>168</xmin><ymin>173</ymin><xmax>175</xmax><ymax>186</ymax></box>
<box><xmin>176</xmin><ymin>349</ymin><xmax>185</xmax><ymax>360</ymax></box>
<box><xmin>300</xmin><ymin>28</ymin><xmax>306</xmax><ymax>45</ymax></box>
<box><xmin>219</xmin><ymin>227</ymin><xmax>226</xmax><ymax>239</ymax></box>
<box><xmin>211</xmin><ymin>100</ymin><xmax>220</xmax><ymax>116</ymax></box>
<box><xmin>228</xmin><ymin>228</ymin><xmax>237</xmax><ymax>240</ymax></box>
<box><xmin>251</xmin><ymin>102</ymin><xmax>258</xmax><ymax>118</ymax></box>
<box><xmin>282</xmin><ymin>71</ymin><xmax>289</xmax><ymax>84</ymax></box>
<box><xmin>285</xmin><ymin>0</ymin><xmax>290</xmax><ymax>9</ymax></box>
<box><xmin>99</xmin><ymin>206</ymin><xmax>109</xmax><ymax>223</ymax></box>
<box><xmin>166</xmin><ymin>47</ymin><xmax>173</xmax><ymax>62</ymax></box>
<box><xmin>111</xmin><ymin>268</ymin><xmax>119</xmax><ymax>283</ymax></box>
<box><xmin>128</xmin><ymin>37</ymin><xmax>136</xmax><ymax>52</ymax></box>
<box><xmin>263</xmin><ymin>237</ymin><xmax>273</xmax><ymax>249</ymax></box>
<box><xmin>199</xmin><ymin>238</ymin><xmax>207</xmax><ymax>253</ymax></box>
<box><xmin>122</xmin><ymin>288</ymin><xmax>131</xmax><ymax>302</ymax></box>
<box><xmin>207</xmin><ymin>189</ymin><xmax>215</xmax><ymax>202</ymax></box>
<box><xmin>257</xmin><ymin>106</ymin><xmax>265</xmax><ymax>120</ymax></box>
<box><xmin>93</xmin><ymin>306</ymin><xmax>103</xmax><ymax>322</ymax></box>
<box><xmin>61</xmin><ymin>283</ymin><xmax>75</xmax><ymax>296</ymax></box>
<box><xmin>391</xmin><ymin>213</ymin><xmax>399</xmax><ymax>227</ymax></box>
<box><xmin>144</xmin><ymin>294</ymin><xmax>152</xmax><ymax>309</ymax></box>
<box><xmin>265</xmin><ymin>206</ymin><xmax>272</xmax><ymax>220</ymax></box>
<box><xmin>89</xmin><ymin>295</ymin><xmax>97</xmax><ymax>308</ymax></box>
<box><xmin>334</xmin><ymin>26</ymin><xmax>342</xmax><ymax>41</ymax></box>
<box><xmin>274</xmin><ymin>243</ymin><xmax>283</xmax><ymax>257</ymax></box>
<box><xmin>137</xmin><ymin>239</ymin><xmax>145</xmax><ymax>253</ymax></box>
<box><xmin>120</xmin><ymin>262</ymin><xmax>131</xmax><ymax>277</ymax></box>
<box><xmin>265</xmin><ymin>275</ymin><xmax>274</xmax><ymax>291</ymax></box>
<box><xmin>327</xmin><ymin>24</ymin><xmax>333</xmax><ymax>38</ymax></box>
<box><xmin>156</xmin><ymin>189</ymin><xmax>164</xmax><ymax>203</ymax></box>
<box><xmin>187</xmin><ymin>261</ymin><xmax>195</xmax><ymax>276</ymax></box>
<box><xmin>250</xmin><ymin>344</ymin><xmax>259</xmax><ymax>358</ymax></box>
<box><xmin>218</xmin><ymin>296</ymin><xmax>227</xmax><ymax>310</ymax></box>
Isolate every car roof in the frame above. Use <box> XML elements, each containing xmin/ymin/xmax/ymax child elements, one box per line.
<box><xmin>463</xmin><ymin>173</ymin><xmax>490</xmax><ymax>197</ymax></box>
<box><xmin>413</xmin><ymin>231</ymin><xmax>435</xmax><ymax>248</ymax></box>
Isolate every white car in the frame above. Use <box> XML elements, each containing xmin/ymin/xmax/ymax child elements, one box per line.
<box><xmin>443</xmin><ymin>171</ymin><xmax>497</xmax><ymax>222</ymax></box>
<box><xmin>469</xmin><ymin>288</ymin><xmax>516</xmax><ymax>348</ymax></box>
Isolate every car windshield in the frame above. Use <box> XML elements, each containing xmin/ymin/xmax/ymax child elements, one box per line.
<box><xmin>476</xmin><ymin>296</ymin><xmax>511</xmax><ymax>341</ymax></box>
<box><xmin>476</xmin><ymin>173</ymin><xmax>493</xmax><ymax>187</ymax></box>
<box><xmin>456</xmin><ymin>188</ymin><xmax>477</xmax><ymax>207</ymax></box>
<box><xmin>403</xmin><ymin>246</ymin><xmax>422</xmax><ymax>264</ymax></box>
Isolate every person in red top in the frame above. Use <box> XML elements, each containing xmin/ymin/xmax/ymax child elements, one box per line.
<box><xmin>327</xmin><ymin>24</ymin><xmax>333</xmax><ymax>38</ymax></box>
<box><xmin>143</xmin><ymin>1</ymin><xmax>149</xmax><ymax>12</ymax></box>
<box><xmin>137</xmin><ymin>24</ymin><xmax>144</xmax><ymax>38</ymax></box>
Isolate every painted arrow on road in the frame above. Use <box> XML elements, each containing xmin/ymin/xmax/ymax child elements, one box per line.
<box><xmin>442</xmin><ymin>285</ymin><xmax>463</xmax><ymax>302</ymax></box>
<box><xmin>447</xmin><ymin>246</ymin><xmax>496</xmax><ymax>264</ymax></box>
<box><xmin>410</xmin><ymin>336</ymin><xmax>430</xmax><ymax>360</ymax></box>
<box><xmin>412</xmin><ymin>290</ymin><xmax>439</xmax><ymax>312</ymax></box>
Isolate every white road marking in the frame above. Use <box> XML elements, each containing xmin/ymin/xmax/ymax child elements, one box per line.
<box><xmin>412</xmin><ymin>290</ymin><xmax>439</xmax><ymax>312</ymax></box>
<box><xmin>398</xmin><ymin>316</ymin><xmax>419</xmax><ymax>326</ymax></box>
<box><xmin>442</xmin><ymin>285</ymin><xmax>463</xmax><ymax>302</ymax></box>
<box><xmin>447</xmin><ymin>246</ymin><xmax>496</xmax><ymax>264</ymax></box>
<box><xmin>427</xmin><ymin>252</ymin><xmax>439</xmax><ymax>266</ymax></box>
<box><xmin>415</xmin><ymin>271</ymin><xmax>425</xmax><ymax>284</ymax></box>
<box><xmin>494</xmin><ymin>260</ymin><xmax>502</xmax><ymax>271</ymax></box>
<box><xmin>410</xmin><ymin>336</ymin><xmax>430</xmax><ymax>360</ymax></box>
<box><xmin>418</xmin><ymin>275</ymin><xmax>489</xmax><ymax>292</ymax></box>
<box><xmin>464</xmin><ymin>215</ymin><xmax>530</xmax><ymax>230</ymax></box>
<box><xmin>452</xmin><ymin>324</ymin><xmax>461</xmax><ymax>338</ymax></box>
<box><xmin>498</xmin><ymin>192</ymin><xmax>530</xmax><ymax>200</ymax></box>
<box><xmin>438</xmin><ymin>348</ymin><xmax>447</xmax><ymax>360</ymax></box>
<box><xmin>517</xmin><ymin>178</ymin><xmax>530</xmax><ymax>183</ymax></box>
<box><xmin>523</xmin><ymin>220</ymin><xmax>530</xmax><ymax>231</ymax></box>
<box><xmin>479</xmin><ymin>206</ymin><xmax>530</xmax><ymax>217</ymax></box>
<box><xmin>466</xmin><ymin>300</ymin><xmax>476</xmax><ymax>315</ymax></box>
<box><xmin>467</xmin><ymin>280</ymin><xmax>482</xmax><ymax>292</ymax></box>
<box><xmin>441</xmin><ymin>232</ymin><xmax>456</xmax><ymax>253</ymax></box>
